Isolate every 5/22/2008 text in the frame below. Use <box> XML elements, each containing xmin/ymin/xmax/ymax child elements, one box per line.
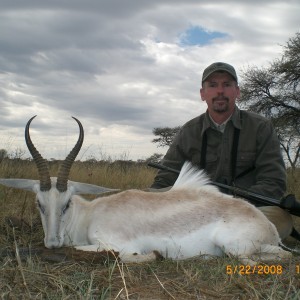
<box><xmin>226</xmin><ymin>264</ymin><xmax>288</xmax><ymax>275</ymax></box>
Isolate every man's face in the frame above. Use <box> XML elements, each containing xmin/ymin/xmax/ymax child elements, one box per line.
<box><xmin>200</xmin><ymin>72</ymin><xmax>240</xmax><ymax>115</ymax></box>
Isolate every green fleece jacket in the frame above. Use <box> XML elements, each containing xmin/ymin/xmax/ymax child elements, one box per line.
<box><xmin>151</xmin><ymin>106</ymin><xmax>286</xmax><ymax>201</ymax></box>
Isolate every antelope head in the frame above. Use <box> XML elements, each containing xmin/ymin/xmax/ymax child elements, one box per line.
<box><xmin>0</xmin><ymin>116</ymin><xmax>117</xmax><ymax>248</ymax></box>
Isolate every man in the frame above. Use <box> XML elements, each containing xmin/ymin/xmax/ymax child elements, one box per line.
<box><xmin>150</xmin><ymin>62</ymin><xmax>293</xmax><ymax>240</ymax></box>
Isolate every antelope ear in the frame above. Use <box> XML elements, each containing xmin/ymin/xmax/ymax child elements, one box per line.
<box><xmin>68</xmin><ymin>180</ymin><xmax>120</xmax><ymax>195</ymax></box>
<box><xmin>0</xmin><ymin>179</ymin><xmax>39</xmax><ymax>192</ymax></box>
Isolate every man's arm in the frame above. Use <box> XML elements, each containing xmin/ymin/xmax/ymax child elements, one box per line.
<box><xmin>247</xmin><ymin>120</ymin><xmax>286</xmax><ymax>200</ymax></box>
<box><xmin>150</xmin><ymin>132</ymin><xmax>185</xmax><ymax>189</ymax></box>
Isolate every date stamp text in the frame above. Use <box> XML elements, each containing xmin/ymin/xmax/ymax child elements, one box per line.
<box><xmin>226</xmin><ymin>264</ymin><xmax>300</xmax><ymax>275</ymax></box>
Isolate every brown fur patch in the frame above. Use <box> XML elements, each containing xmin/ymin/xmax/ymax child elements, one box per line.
<box><xmin>153</xmin><ymin>250</ymin><xmax>164</xmax><ymax>261</ymax></box>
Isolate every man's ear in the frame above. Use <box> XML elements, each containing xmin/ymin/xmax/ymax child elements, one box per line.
<box><xmin>235</xmin><ymin>85</ymin><xmax>241</xmax><ymax>101</ymax></box>
<box><xmin>200</xmin><ymin>87</ymin><xmax>205</xmax><ymax>102</ymax></box>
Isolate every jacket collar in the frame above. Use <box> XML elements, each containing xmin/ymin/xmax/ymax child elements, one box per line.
<box><xmin>202</xmin><ymin>105</ymin><xmax>242</xmax><ymax>135</ymax></box>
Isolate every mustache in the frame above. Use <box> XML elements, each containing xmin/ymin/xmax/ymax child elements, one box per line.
<box><xmin>212</xmin><ymin>96</ymin><xmax>229</xmax><ymax>102</ymax></box>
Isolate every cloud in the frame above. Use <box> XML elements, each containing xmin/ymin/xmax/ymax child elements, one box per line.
<box><xmin>0</xmin><ymin>0</ymin><xmax>299</xmax><ymax>161</ymax></box>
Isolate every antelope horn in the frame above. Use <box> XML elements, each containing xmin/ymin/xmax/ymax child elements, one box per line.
<box><xmin>25</xmin><ymin>116</ymin><xmax>51</xmax><ymax>191</ymax></box>
<box><xmin>56</xmin><ymin>117</ymin><xmax>84</xmax><ymax>192</ymax></box>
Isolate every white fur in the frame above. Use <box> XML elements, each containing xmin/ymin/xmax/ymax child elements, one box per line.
<box><xmin>173</xmin><ymin>162</ymin><xmax>212</xmax><ymax>190</ymax></box>
<box><xmin>0</xmin><ymin>162</ymin><xmax>292</xmax><ymax>265</ymax></box>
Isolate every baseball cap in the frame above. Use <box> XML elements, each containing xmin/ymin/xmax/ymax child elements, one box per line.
<box><xmin>202</xmin><ymin>62</ymin><xmax>238</xmax><ymax>83</ymax></box>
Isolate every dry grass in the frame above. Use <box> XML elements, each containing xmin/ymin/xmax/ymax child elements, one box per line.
<box><xmin>0</xmin><ymin>159</ymin><xmax>300</xmax><ymax>299</ymax></box>
<box><xmin>287</xmin><ymin>168</ymin><xmax>300</xmax><ymax>198</ymax></box>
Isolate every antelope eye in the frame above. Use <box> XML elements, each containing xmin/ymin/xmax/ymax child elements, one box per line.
<box><xmin>62</xmin><ymin>199</ymin><xmax>71</xmax><ymax>214</ymax></box>
<box><xmin>37</xmin><ymin>200</ymin><xmax>45</xmax><ymax>214</ymax></box>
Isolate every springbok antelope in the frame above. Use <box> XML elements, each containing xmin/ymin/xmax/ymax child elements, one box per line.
<box><xmin>0</xmin><ymin>116</ymin><xmax>292</xmax><ymax>265</ymax></box>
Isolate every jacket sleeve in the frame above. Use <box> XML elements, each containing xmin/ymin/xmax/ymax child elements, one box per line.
<box><xmin>150</xmin><ymin>130</ymin><xmax>186</xmax><ymax>189</ymax></box>
<box><xmin>248</xmin><ymin>120</ymin><xmax>286</xmax><ymax>200</ymax></box>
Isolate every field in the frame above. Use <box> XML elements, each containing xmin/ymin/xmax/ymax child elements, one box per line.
<box><xmin>0</xmin><ymin>159</ymin><xmax>300</xmax><ymax>299</ymax></box>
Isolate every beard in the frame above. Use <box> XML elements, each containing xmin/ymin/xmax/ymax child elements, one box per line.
<box><xmin>212</xmin><ymin>96</ymin><xmax>229</xmax><ymax>113</ymax></box>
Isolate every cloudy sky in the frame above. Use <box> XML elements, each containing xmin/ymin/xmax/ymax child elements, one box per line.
<box><xmin>0</xmin><ymin>0</ymin><xmax>299</xmax><ymax>161</ymax></box>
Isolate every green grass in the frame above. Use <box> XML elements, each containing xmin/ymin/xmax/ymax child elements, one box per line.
<box><xmin>0</xmin><ymin>159</ymin><xmax>300</xmax><ymax>299</ymax></box>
